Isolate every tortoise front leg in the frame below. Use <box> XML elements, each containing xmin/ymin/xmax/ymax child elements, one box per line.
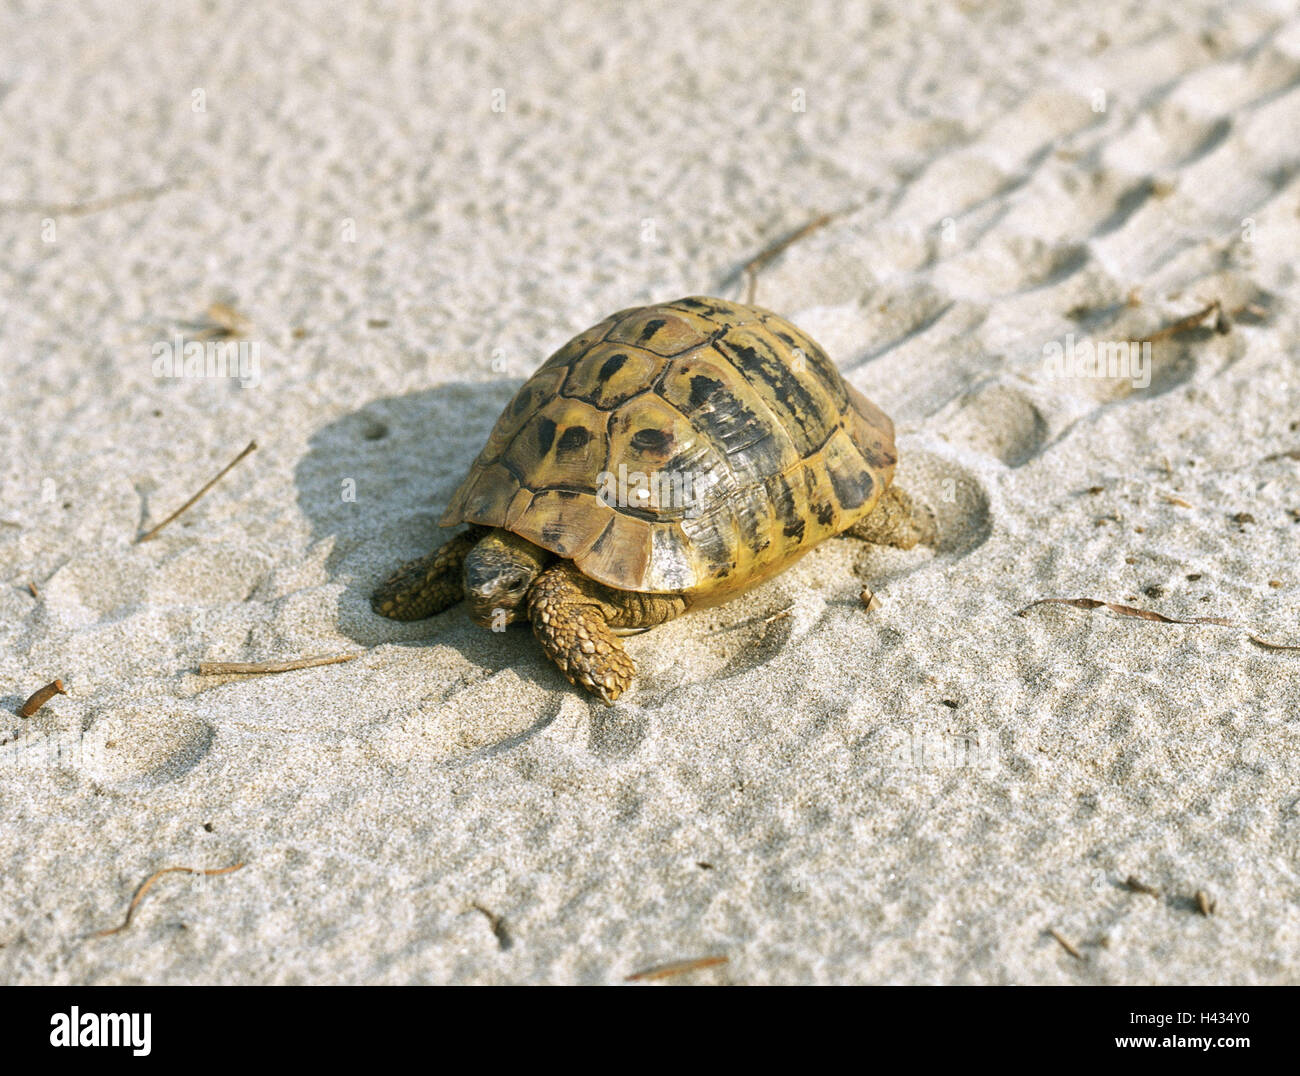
<box><xmin>527</xmin><ymin>562</ymin><xmax>638</xmax><ymax>704</ymax></box>
<box><xmin>371</xmin><ymin>525</ymin><xmax>488</xmax><ymax>620</ymax></box>
<box><xmin>845</xmin><ymin>485</ymin><xmax>936</xmax><ymax>550</ymax></box>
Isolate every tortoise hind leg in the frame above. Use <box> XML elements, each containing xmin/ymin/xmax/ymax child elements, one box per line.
<box><xmin>846</xmin><ymin>485</ymin><xmax>936</xmax><ymax>550</ymax></box>
<box><xmin>372</xmin><ymin>525</ymin><xmax>487</xmax><ymax>620</ymax></box>
<box><xmin>527</xmin><ymin>562</ymin><xmax>641</xmax><ymax>704</ymax></box>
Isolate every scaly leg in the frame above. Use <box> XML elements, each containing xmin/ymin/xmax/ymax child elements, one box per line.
<box><xmin>527</xmin><ymin>562</ymin><xmax>640</xmax><ymax>704</ymax></box>
<box><xmin>371</xmin><ymin>525</ymin><xmax>488</xmax><ymax>620</ymax></box>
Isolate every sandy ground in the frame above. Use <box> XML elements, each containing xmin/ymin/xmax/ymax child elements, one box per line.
<box><xmin>2</xmin><ymin>0</ymin><xmax>1299</xmax><ymax>984</ymax></box>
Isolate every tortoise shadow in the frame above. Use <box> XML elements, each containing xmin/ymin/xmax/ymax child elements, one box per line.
<box><xmin>292</xmin><ymin>380</ymin><xmax>596</xmax><ymax>700</ymax></box>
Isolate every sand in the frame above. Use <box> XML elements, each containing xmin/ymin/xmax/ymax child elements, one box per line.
<box><xmin>1</xmin><ymin>0</ymin><xmax>1298</xmax><ymax>984</ymax></box>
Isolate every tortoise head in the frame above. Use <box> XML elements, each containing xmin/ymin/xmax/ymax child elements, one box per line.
<box><xmin>462</xmin><ymin>529</ymin><xmax>551</xmax><ymax>628</ymax></box>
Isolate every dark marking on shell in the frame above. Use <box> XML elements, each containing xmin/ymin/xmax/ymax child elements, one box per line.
<box><xmin>732</xmin><ymin>486</ymin><xmax>768</xmax><ymax>559</ymax></box>
<box><xmin>828</xmin><ymin>463</ymin><xmax>874</xmax><ymax>511</ymax></box>
<box><xmin>630</xmin><ymin>428</ymin><xmax>672</xmax><ymax>455</ymax></box>
<box><xmin>766</xmin><ymin>472</ymin><xmax>804</xmax><ymax>541</ymax></box>
<box><xmin>688</xmin><ymin>374</ymin><xmax>724</xmax><ymax>409</ymax></box>
<box><xmin>536</xmin><ymin>416</ymin><xmax>557</xmax><ymax>456</ymax></box>
<box><xmin>715</xmin><ymin>338</ymin><xmax>830</xmax><ymax>453</ymax></box>
<box><xmin>682</xmin><ymin>507</ymin><xmax>737</xmax><ymax>579</ymax></box>
<box><xmin>557</xmin><ymin>426</ymin><xmax>592</xmax><ymax>455</ymax></box>
<box><xmin>638</xmin><ymin>318</ymin><xmax>667</xmax><ymax>345</ymax></box>
<box><xmin>687</xmin><ymin>392</ymin><xmax>770</xmax><ymax>460</ymax></box>
<box><xmin>599</xmin><ymin>352</ymin><xmax>628</xmax><ymax>381</ymax></box>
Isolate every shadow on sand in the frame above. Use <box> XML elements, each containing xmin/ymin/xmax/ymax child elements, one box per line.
<box><xmin>291</xmin><ymin>379</ymin><xmax>594</xmax><ymax>706</ymax></box>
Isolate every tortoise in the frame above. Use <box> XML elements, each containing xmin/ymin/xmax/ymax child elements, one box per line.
<box><xmin>372</xmin><ymin>296</ymin><xmax>934</xmax><ymax>703</ymax></box>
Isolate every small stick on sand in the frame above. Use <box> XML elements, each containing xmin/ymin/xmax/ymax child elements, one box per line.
<box><xmin>1048</xmin><ymin>929</ymin><xmax>1084</xmax><ymax>961</ymax></box>
<box><xmin>763</xmin><ymin>604</ymin><xmax>794</xmax><ymax>624</ymax></box>
<box><xmin>860</xmin><ymin>587</ymin><xmax>881</xmax><ymax>611</ymax></box>
<box><xmin>1136</xmin><ymin>300</ymin><xmax>1223</xmax><ymax>346</ymax></box>
<box><xmin>0</xmin><ymin>180</ymin><xmax>185</xmax><ymax>218</ymax></box>
<box><xmin>625</xmin><ymin>954</ymin><xmax>728</xmax><ymax>982</ymax></box>
<box><xmin>1247</xmin><ymin>635</ymin><xmax>1300</xmax><ymax>653</ymax></box>
<box><xmin>27</xmin><ymin>581</ymin><xmax>39</xmax><ymax>598</ymax></box>
<box><xmin>193</xmin><ymin>302</ymin><xmax>251</xmax><ymax>341</ymax></box>
<box><xmin>198</xmin><ymin>653</ymin><xmax>359</xmax><ymax>676</ymax></box>
<box><xmin>742</xmin><ymin>213</ymin><xmax>835</xmax><ymax>303</ymax></box>
<box><xmin>93</xmin><ymin>862</ymin><xmax>245</xmax><ymax>938</ymax></box>
<box><xmin>1016</xmin><ymin>597</ymin><xmax>1235</xmax><ymax>627</ymax></box>
<box><xmin>470</xmin><ymin>902</ymin><xmax>512</xmax><ymax>950</ymax></box>
<box><xmin>17</xmin><ymin>678</ymin><xmax>66</xmax><ymax>718</ymax></box>
<box><xmin>137</xmin><ymin>440</ymin><xmax>257</xmax><ymax>543</ymax></box>
<box><xmin>1020</xmin><ymin>597</ymin><xmax>1300</xmax><ymax>652</ymax></box>
<box><xmin>1195</xmin><ymin>890</ymin><xmax>1216</xmax><ymax>916</ymax></box>
<box><xmin>759</xmin><ymin>605</ymin><xmax>793</xmax><ymax>642</ymax></box>
<box><xmin>1124</xmin><ymin>875</ymin><xmax>1160</xmax><ymax>897</ymax></box>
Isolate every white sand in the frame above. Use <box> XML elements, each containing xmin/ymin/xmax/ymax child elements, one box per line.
<box><xmin>2</xmin><ymin>0</ymin><xmax>1299</xmax><ymax>984</ymax></box>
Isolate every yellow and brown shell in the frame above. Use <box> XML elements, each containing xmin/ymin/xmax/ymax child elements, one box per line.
<box><xmin>442</xmin><ymin>296</ymin><xmax>897</xmax><ymax>599</ymax></box>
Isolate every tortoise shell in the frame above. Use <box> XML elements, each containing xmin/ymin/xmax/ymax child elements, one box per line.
<box><xmin>442</xmin><ymin>296</ymin><xmax>897</xmax><ymax>598</ymax></box>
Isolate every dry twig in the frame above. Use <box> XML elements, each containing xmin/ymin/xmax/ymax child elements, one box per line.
<box><xmin>1247</xmin><ymin>635</ymin><xmax>1300</xmax><ymax>653</ymax></box>
<box><xmin>0</xmin><ymin>180</ymin><xmax>185</xmax><ymax>218</ymax></box>
<box><xmin>137</xmin><ymin>440</ymin><xmax>257</xmax><ymax>542</ymax></box>
<box><xmin>193</xmin><ymin>302</ymin><xmax>251</xmax><ymax>340</ymax></box>
<box><xmin>198</xmin><ymin>653</ymin><xmax>359</xmax><ymax>676</ymax></box>
<box><xmin>1135</xmin><ymin>300</ymin><xmax>1225</xmax><ymax>346</ymax></box>
<box><xmin>1048</xmin><ymin>929</ymin><xmax>1084</xmax><ymax>960</ymax></box>
<box><xmin>626</xmin><ymin>954</ymin><xmax>729</xmax><ymax>982</ymax></box>
<box><xmin>1124</xmin><ymin>875</ymin><xmax>1160</xmax><ymax>897</ymax></box>
<box><xmin>1016</xmin><ymin>597</ymin><xmax>1234</xmax><ymax>627</ymax></box>
<box><xmin>471</xmin><ymin>903</ymin><xmax>512</xmax><ymax>950</ymax></box>
<box><xmin>741</xmin><ymin>213</ymin><xmax>835</xmax><ymax>303</ymax></box>
<box><xmin>93</xmin><ymin>862</ymin><xmax>245</xmax><ymax>937</ymax></box>
<box><xmin>1019</xmin><ymin>596</ymin><xmax>1300</xmax><ymax>651</ymax></box>
<box><xmin>17</xmin><ymin>678</ymin><xmax>65</xmax><ymax>717</ymax></box>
